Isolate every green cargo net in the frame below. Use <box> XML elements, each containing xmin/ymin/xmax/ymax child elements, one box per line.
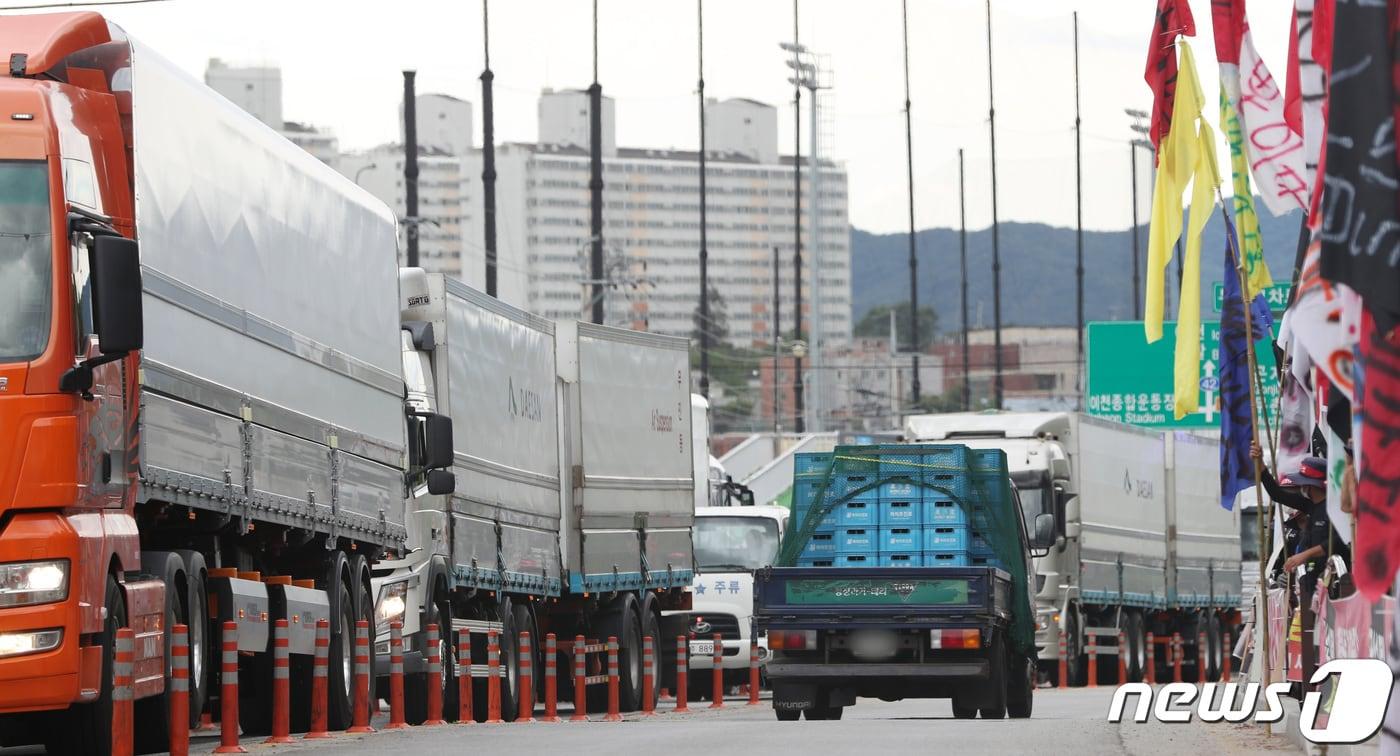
<box><xmin>778</xmin><ymin>444</ymin><xmax>1035</xmax><ymax>655</ymax></box>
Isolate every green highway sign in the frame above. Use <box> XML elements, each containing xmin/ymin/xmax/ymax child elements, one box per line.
<box><xmin>1085</xmin><ymin>320</ymin><xmax>1279</xmax><ymax>430</ymax></box>
<box><xmin>1211</xmin><ymin>282</ymin><xmax>1291</xmax><ymax>313</ymax></box>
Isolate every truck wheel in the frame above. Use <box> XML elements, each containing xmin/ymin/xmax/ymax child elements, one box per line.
<box><xmin>134</xmin><ymin>552</ymin><xmax>187</xmax><ymax>752</ymax></box>
<box><xmin>1205</xmin><ymin>613</ymin><xmax>1223</xmax><ymax>682</ymax></box>
<box><xmin>592</xmin><ymin>595</ymin><xmax>643</xmax><ymax>712</ymax></box>
<box><xmin>1007</xmin><ymin>653</ymin><xmax>1034</xmax><ymax>719</ymax></box>
<box><xmin>1126</xmin><ymin>612</ymin><xmax>1146</xmax><ymax>682</ymax></box>
<box><xmin>775</xmin><ymin>708</ymin><xmax>801</xmax><ymax>721</ymax></box>
<box><xmin>1064</xmin><ymin>611</ymin><xmax>1083</xmax><ymax>687</ymax></box>
<box><xmin>350</xmin><ymin>555</ymin><xmax>377</xmax><ymax>726</ymax></box>
<box><xmin>176</xmin><ymin>550</ymin><xmax>211</xmax><ymax>729</ymax></box>
<box><xmin>951</xmin><ymin>695</ymin><xmax>978</xmax><ymax>719</ymax></box>
<box><xmin>326</xmin><ymin>574</ymin><xmax>356</xmax><ymax>730</ymax></box>
<box><xmin>407</xmin><ymin>595</ymin><xmax>456</xmax><ymax>724</ymax></box>
<box><xmin>47</xmin><ymin>575</ymin><xmax>126</xmax><ymax>756</ymax></box>
<box><xmin>979</xmin><ymin>632</ymin><xmax>1008</xmax><ymax>719</ymax></box>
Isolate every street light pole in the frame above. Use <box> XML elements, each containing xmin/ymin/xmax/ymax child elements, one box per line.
<box><xmin>353</xmin><ymin>162</ymin><xmax>377</xmax><ymax>186</ymax></box>
<box><xmin>902</xmin><ymin>0</ymin><xmax>921</xmax><ymax>406</ymax></box>
<box><xmin>697</xmin><ymin>0</ymin><xmax>710</xmax><ymax>399</ymax></box>
<box><xmin>985</xmin><ymin>0</ymin><xmax>1003</xmax><ymax>409</ymax></box>
<box><xmin>402</xmin><ymin>70</ymin><xmax>419</xmax><ymax>269</ymax></box>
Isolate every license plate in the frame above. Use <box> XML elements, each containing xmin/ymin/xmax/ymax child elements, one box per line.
<box><xmin>690</xmin><ymin>640</ymin><xmax>715</xmax><ymax>657</ymax></box>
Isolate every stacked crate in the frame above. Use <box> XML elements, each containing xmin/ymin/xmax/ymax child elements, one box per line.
<box><xmin>791</xmin><ymin>446</ymin><xmax>1008</xmax><ymax>569</ymax></box>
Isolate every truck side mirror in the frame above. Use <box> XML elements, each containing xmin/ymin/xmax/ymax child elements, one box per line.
<box><xmin>423</xmin><ymin>413</ymin><xmax>454</xmax><ymax>469</ymax></box>
<box><xmin>91</xmin><ymin>235</ymin><xmax>142</xmax><ymax>354</ymax></box>
<box><xmin>425</xmin><ymin>469</ymin><xmax>455</xmax><ymax>496</ymax></box>
<box><xmin>1031</xmin><ymin>512</ymin><xmax>1056</xmax><ymax>556</ymax></box>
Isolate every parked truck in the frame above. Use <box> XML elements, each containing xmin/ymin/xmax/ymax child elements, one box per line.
<box><xmin>755</xmin><ymin>444</ymin><xmax>1052</xmax><ymax>720</ymax></box>
<box><xmin>369</xmin><ymin>271</ymin><xmax>696</xmax><ymax>721</ymax></box>
<box><xmin>902</xmin><ymin>412</ymin><xmax>1241</xmax><ymax>686</ymax></box>
<box><xmin>0</xmin><ymin>13</ymin><xmax>461</xmax><ymax>753</ymax></box>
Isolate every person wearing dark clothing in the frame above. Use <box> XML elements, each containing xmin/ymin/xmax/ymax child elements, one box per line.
<box><xmin>1250</xmin><ymin>447</ymin><xmax>1351</xmax><ymax>584</ymax></box>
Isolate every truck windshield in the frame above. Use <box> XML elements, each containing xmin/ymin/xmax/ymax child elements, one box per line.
<box><xmin>1240</xmin><ymin>510</ymin><xmax>1260</xmax><ymax>562</ymax></box>
<box><xmin>694</xmin><ymin>516</ymin><xmax>780</xmax><ymax>572</ymax></box>
<box><xmin>0</xmin><ymin>161</ymin><xmax>52</xmax><ymax>363</ymax></box>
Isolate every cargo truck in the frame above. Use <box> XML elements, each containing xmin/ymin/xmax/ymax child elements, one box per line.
<box><xmin>369</xmin><ymin>271</ymin><xmax>696</xmax><ymax>720</ymax></box>
<box><xmin>902</xmin><ymin>412</ymin><xmax>1241</xmax><ymax>686</ymax></box>
<box><xmin>0</xmin><ymin>13</ymin><xmax>455</xmax><ymax>752</ymax></box>
<box><xmin>755</xmin><ymin>444</ymin><xmax>1053</xmax><ymax>720</ymax></box>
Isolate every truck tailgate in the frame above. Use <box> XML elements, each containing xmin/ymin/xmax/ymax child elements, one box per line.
<box><xmin>754</xmin><ymin>566</ymin><xmax>1010</xmax><ymax>628</ymax></box>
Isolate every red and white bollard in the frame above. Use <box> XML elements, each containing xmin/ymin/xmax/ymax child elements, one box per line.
<box><xmin>424</xmin><ymin>623</ymin><xmax>446</xmax><ymax>725</ymax></box>
<box><xmin>215</xmin><ymin>621</ymin><xmax>246</xmax><ymax>753</ymax></box>
<box><xmin>571</xmin><ymin>635</ymin><xmax>588</xmax><ymax>722</ymax></box>
<box><xmin>169</xmin><ymin>624</ymin><xmax>190</xmax><ymax>756</ymax></box>
<box><xmin>348</xmin><ymin>620</ymin><xmax>374</xmax><ymax>733</ymax></box>
<box><xmin>1086</xmin><ymin>634</ymin><xmax>1098</xmax><ymax>688</ymax></box>
<box><xmin>112</xmin><ymin>628</ymin><xmax>134</xmax><ymax>756</ymax></box>
<box><xmin>1197</xmin><ymin>630</ymin><xmax>1208</xmax><ymax>683</ymax></box>
<box><xmin>457</xmin><ymin>628</ymin><xmax>474</xmax><ymax>724</ymax></box>
<box><xmin>485</xmin><ymin>629</ymin><xmax>504</xmax><ymax>723</ymax></box>
<box><xmin>675</xmin><ymin>636</ymin><xmax>690</xmax><ymax>714</ymax></box>
<box><xmin>543</xmin><ymin>633</ymin><xmax>561</xmax><ymax>722</ymax></box>
<box><xmin>517</xmin><ymin>631</ymin><xmax>536</xmax><ymax>722</ymax></box>
<box><xmin>1145</xmin><ymin>632</ymin><xmax>1155</xmax><ymax>685</ymax></box>
<box><xmin>604</xmin><ymin>636</ymin><xmax>623</xmax><ymax>722</ymax></box>
<box><xmin>709</xmin><ymin>632</ymin><xmax>724</xmax><ymax>708</ymax></box>
<box><xmin>1171</xmin><ymin>632</ymin><xmax>1183</xmax><ymax>684</ymax></box>
<box><xmin>305</xmin><ymin>618</ymin><xmax>332</xmax><ymax>739</ymax></box>
<box><xmin>1223</xmin><ymin>631</ymin><xmax>1233</xmax><ymax>682</ymax></box>
<box><xmin>748</xmin><ymin>643</ymin><xmax>761</xmax><ymax>706</ymax></box>
<box><xmin>266</xmin><ymin>619</ymin><xmax>294</xmax><ymax>743</ymax></box>
<box><xmin>1057</xmin><ymin>627</ymin><xmax>1068</xmax><ymax>689</ymax></box>
<box><xmin>385</xmin><ymin>621</ymin><xmax>408</xmax><ymax>729</ymax></box>
<box><xmin>1117</xmin><ymin>630</ymin><xmax>1128</xmax><ymax>686</ymax></box>
<box><xmin>641</xmin><ymin>636</ymin><xmax>656</xmax><ymax>716</ymax></box>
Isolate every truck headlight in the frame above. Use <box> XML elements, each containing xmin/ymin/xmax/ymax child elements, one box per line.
<box><xmin>0</xmin><ymin>560</ymin><xmax>69</xmax><ymax>608</ymax></box>
<box><xmin>0</xmin><ymin>629</ymin><xmax>62</xmax><ymax>658</ymax></box>
<box><xmin>375</xmin><ymin>581</ymin><xmax>409</xmax><ymax>628</ymax></box>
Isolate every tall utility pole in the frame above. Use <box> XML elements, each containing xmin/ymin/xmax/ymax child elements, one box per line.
<box><xmin>1130</xmin><ymin>141</ymin><xmax>1141</xmax><ymax>319</ymax></box>
<box><xmin>403</xmin><ymin>70</ymin><xmax>420</xmax><ymax>268</ymax></box>
<box><xmin>783</xmin><ymin>36</ymin><xmax>824</xmax><ymax>430</ymax></box>
<box><xmin>697</xmin><ymin>0</ymin><xmax>710</xmax><ymax>399</ymax></box>
<box><xmin>789</xmin><ymin>0</ymin><xmax>804</xmax><ymax>433</ymax></box>
<box><xmin>985</xmin><ymin>0</ymin><xmax>1003</xmax><ymax>409</ymax></box>
<box><xmin>588</xmin><ymin>0</ymin><xmax>605</xmax><ymax>324</ymax></box>
<box><xmin>1073</xmin><ymin>11</ymin><xmax>1084</xmax><ymax>403</ymax></box>
<box><xmin>901</xmin><ymin>0</ymin><xmax>921</xmax><ymax>405</ymax></box>
<box><xmin>772</xmin><ymin>246</ymin><xmax>781</xmax><ymax>434</ymax></box>
<box><xmin>959</xmin><ymin>149</ymin><xmax>971</xmax><ymax>412</ymax></box>
<box><xmin>481</xmin><ymin>0</ymin><xmax>498</xmax><ymax>297</ymax></box>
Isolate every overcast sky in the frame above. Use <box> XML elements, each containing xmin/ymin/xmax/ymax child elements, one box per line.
<box><xmin>26</xmin><ymin>0</ymin><xmax>1292</xmax><ymax>234</ymax></box>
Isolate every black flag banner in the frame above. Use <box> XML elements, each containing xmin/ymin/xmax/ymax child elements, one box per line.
<box><xmin>1318</xmin><ymin>0</ymin><xmax>1400</xmax><ymax>333</ymax></box>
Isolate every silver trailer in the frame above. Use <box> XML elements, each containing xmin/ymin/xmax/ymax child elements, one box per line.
<box><xmin>903</xmin><ymin>412</ymin><xmax>1240</xmax><ymax>688</ymax></box>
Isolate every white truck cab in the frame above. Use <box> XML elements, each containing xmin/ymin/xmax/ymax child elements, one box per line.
<box><xmin>683</xmin><ymin>504</ymin><xmax>790</xmax><ymax>698</ymax></box>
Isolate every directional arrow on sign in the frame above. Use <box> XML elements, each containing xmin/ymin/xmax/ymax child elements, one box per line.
<box><xmin>1200</xmin><ymin>361</ymin><xmax>1218</xmax><ymax>424</ymax></box>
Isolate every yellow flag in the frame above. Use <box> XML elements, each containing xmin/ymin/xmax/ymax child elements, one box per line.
<box><xmin>1219</xmin><ymin>84</ymin><xmax>1274</xmax><ymax>297</ymax></box>
<box><xmin>1144</xmin><ymin>42</ymin><xmax>1199</xmax><ymax>344</ymax></box>
<box><xmin>1171</xmin><ymin>41</ymin><xmax>1220</xmax><ymax>420</ymax></box>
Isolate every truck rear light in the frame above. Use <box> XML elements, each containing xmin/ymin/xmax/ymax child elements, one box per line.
<box><xmin>769</xmin><ymin>630</ymin><xmax>817</xmax><ymax>650</ymax></box>
<box><xmin>930</xmin><ymin>628</ymin><xmax>981</xmax><ymax>649</ymax></box>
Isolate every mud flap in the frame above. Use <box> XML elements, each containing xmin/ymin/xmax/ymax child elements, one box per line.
<box><xmin>120</xmin><ymin>577</ymin><xmax>166</xmax><ymax>699</ymax></box>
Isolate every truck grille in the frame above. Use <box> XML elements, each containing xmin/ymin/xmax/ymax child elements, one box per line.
<box><xmin>690</xmin><ymin>613</ymin><xmax>742</xmax><ymax>640</ymax></box>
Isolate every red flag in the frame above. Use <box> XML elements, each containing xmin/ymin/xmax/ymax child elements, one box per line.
<box><xmin>1353</xmin><ymin>315</ymin><xmax>1400</xmax><ymax>600</ymax></box>
<box><xmin>1285</xmin><ymin>7</ymin><xmax>1302</xmax><ymax>135</ymax></box>
<box><xmin>1144</xmin><ymin>0</ymin><xmax>1196</xmax><ymax>149</ymax></box>
<box><xmin>1211</xmin><ymin>0</ymin><xmax>1246</xmax><ymax>65</ymax></box>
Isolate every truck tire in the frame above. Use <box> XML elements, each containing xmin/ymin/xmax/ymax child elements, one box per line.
<box><xmin>47</xmin><ymin>575</ymin><xmax>125</xmax><ymax>756</ymax></box>
<box><xmin>1205</xmin><ymin>613</ymin><xmax>1223</xmax><ymax>682</ymax></box>
<box><xmin>1127</xmin><ymin>611</ymin><xmax>1147</xmax><ymax>682</ymax></box>
<box><xmin>326</xmin><ymin>572</ymin><xmax>356</xmax><ymax>730</ymax></box>
<box><xmin>639</xmin><ymin>594</ymin><xmax>661</xmax><ymax>712</ymax></box>
<box><xmin>979</xmin><ymin>632</ymin><xmax>1008</xmax><ymax>719</ymax></box>
<box><xmin>406</xmin><ymin>594</ymin><xmax>456</xmax><ymax>724</ymax></box>
<box><xmin>591</xmin><ymin>594</ymin><xmax>643</xmax><ymax>712</ymax></box>
<box><xmin>350</xmin><ymin>555</ymin><xmax>377</xmax><ymax>726</ymax></box>
<box><xmin>1007</xmin><ymin>653</ymin><xmax>1034</xmax><ymax>719</ymax></box>
<box><xmin>775</xmin><ymin>708</ymin><xmax>801</xmax><ymax>721</ymax></box>
<box><xmin>175</xmin><ymin>550</ymin><xmax>211</xmax><ymax>729</ymax></box>
<box><xmin>134</xmin><ymin>552</ymin><xmax>188</xmax><ymax>752</ymax></box>
<box><xmin>951</xmin><ymin>695</ymin><xmax>978</xmax><ymax>719</ymax></box>
<box><xmin>1064</xmin><ymin>610</ymin><xmax>1084</xmax><ymax>687</ymax></box>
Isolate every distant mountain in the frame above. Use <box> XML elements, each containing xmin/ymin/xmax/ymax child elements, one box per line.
<box><xmin>850</xmin><ymin>207</ymin><xmax>1305</xmax><ymax>331</ymax></box>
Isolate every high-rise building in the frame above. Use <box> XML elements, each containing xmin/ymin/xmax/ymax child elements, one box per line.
<box><xmin>469</xmin><ymin>92</ymin><xmax>851</xmax><ymax>349</ymax></box>
<box><xmin>205</xmin><ymin>59</ymin><xmax>339</xmax><ymax>169</ymax></box>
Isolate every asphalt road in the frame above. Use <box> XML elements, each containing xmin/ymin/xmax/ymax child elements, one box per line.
<box><xmin>150</xmin><ymin>686</ymin><xmax>1298</xmax><ymax>756</ymax></box>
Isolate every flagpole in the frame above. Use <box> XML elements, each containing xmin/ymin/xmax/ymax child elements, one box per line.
<box><xmin>1219</xmin><ymin>198</ymin><xmax>1272</xmax><ymax>725</ymax></box>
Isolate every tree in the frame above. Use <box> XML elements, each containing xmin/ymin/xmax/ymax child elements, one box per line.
<box><xmin>691</xmin><ymin>285</ymin><xmax>730</xmax><ymax>345</ymax></box>
<box><xmin>853</xmin><ymin>301</ymin><xmax>937</xmax><ymax>351</ymax></box>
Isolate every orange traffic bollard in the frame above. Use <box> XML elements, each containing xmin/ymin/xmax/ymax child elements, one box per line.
<box><xmin>604</xmin><ymin>636</ymin><xmax>622</xmax><ymax>722</ymax></box>
<box><xmin>215</xmin><ymin>621</ymin><xmax>246</xmax><ymax>753</ymax></box>
<box><xmin>457</xmin><ymin>628</ymin><xmax>474</xmax><ymax>723</ymax></box>
<box><xmin>348</xmin><ymin>620</ymin><xmax>374</xmax><ymax>733</ymax></box>
<box><xmin>1057</xmin><ymin>627</ymin><xmax>1068</xmax><ymax>689</ymax></box>
<box><xmin>1223</xmin><ymin>631</ymin><xmax>1233</xmax><ymax>682</ymax></box>
<box><xmin>267</xmin><ymin>619</ymin><xmax>295</xmax><ymax>743</ymax></box>
<box><xmin>485</xmin><ymin>629</ymin><xmax>504</xmax><ymax>723</ymax></box>
<box><xmin>305</xmin><ymin>619</ymin><xmax>332</xmax><ymax>739</ymax></box>
<box><xmin>1145</xmin><ymin>632</ymin><xmax>1155</xmax><ymax>684</ymax></box>
<box><xmin>1172</xmin><ymin>632</ymin><xmax>1183</xmax><ymax>684</ymax></box>
<box><xmin>424</xmin><ymin>623</ymin><xmax>446</xmax><ymax>725</ymax></box>
<box><xmin>1086</xmin><ymin>634</ymin><xmax>1098</xmax><ymax>688</ymax></box>
<box><xmin>748</xmin><ymin>643</ymin><xmax>761</xmax><ymax>706</ymax></box>
<box><xmin>1118</xmin><ymin>630</ymin><xmax>1128</xmax><ymax>686</ymax></box>
<box><xmin>543</xmin><ymin>633</ymin><xmax>561</xmax><ymax>722</ymax></box>
<box><xmin>675</xmin><ymin>636</ymin><xmax>690</xmax><ymax>713</ymax></box>
<box><xmin>710</xmin><ymin>633</ymin><xmax>724</xmax><ymax>708</ymax></box>
<box><xmin>169</xmin><ymin>624</ymin><xmax>190</xmax><ymax>756</ymax></box>
<box><xmin>112</xmin><ymin>628</ymin><xmax>134</xmax><ymax>756</ymax></box>
<box><xmin>641</xmin><ymin>636</ymin><xmax>656</xmax><ymax>716</ymax></box>
<box><xmin>517</xmin><ymin>631</ymin><xmax>536</xmax><ymax>722</ymax></box>
<box><xmin>386</xmin><ymin>621</ymin><xmax>408</xmax><ymax>729</ymax></box>
<box><xmin>570</xmin><ymin>635</ymin><xmax>588</xmax><ymax>722</ymax></box>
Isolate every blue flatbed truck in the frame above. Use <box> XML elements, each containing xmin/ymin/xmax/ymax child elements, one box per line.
<box><xmin>754</xmin><ymin>444</ymin><xmax>1054</xmax><ymax>720</ymax></box>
